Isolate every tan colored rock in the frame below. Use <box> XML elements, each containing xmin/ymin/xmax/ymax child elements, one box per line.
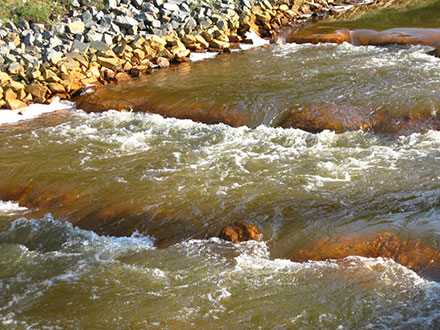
<box><xmin>130</xmin><ymin>37</ymin><xmax>146</xmax><ymax>49</ymax></box>
<box><xmin>156</xmin><ymin>48</ymin><xmax>174</xmax><ymax>60</ymax></box>
<box><xmin>66</xmin><ymin>21</ymin><xmax>85</xmax><ymax>34</ymax></box>
<box><xmin>182</xmin><ymin>35</ymin><xmax>197</xmax><ymax>45</ymax></box>
<box><xmin>17</xmin><ymin>88</ymin><xmax>26</xmax><ymax>100</ymax></box>
<box><xmin>86</xmin><ymin>63</ymin><xmax>101</xmax><ymax>78</ymax></box>
<box><xmin>4</xmin><ymin>89</ymin><xmax>17</xmax><ymax>102</ymax></box>
<box><xmin>0</xmin><ymin>72</ymin><xmax>11</xmax><ymax>85</ymax></box>
<box><xmin>171</xmin><ymin>46</ymin><xmax>190</xmax><ymax>60</ymax></box>
<box><xmin>48</xmin><ymin>83</ymin><xmax>66</xmax><ymax>94</ymax></box>
<box><xmin>115</xmin><ymin>72</ymin><xmax>132</xmax><ymax>81</ymax></box>
<box><xmin>7</xmin><ymin>99</ymin><xmax>27</xmax><ymax>110</ymax></box>
<box><xmin>156</xmin><ymin>57</ymin><xmax>170</xmax><ymax>68</ymax></box>
<box><xmin>133</xmin><ymin>49</ymin><xmax>145</xmax><ymax>60</ymax></box>
<box><xmin>143</xmin><ymin>45</ymin><xmax>156</xmax><ymax>59</ymax></box>
<box><xmin>42</xmin><ymin>69</ymin><xmax>60</xmax><ymax>83</ymax></box>
<box><xmin>209</xmin><ymin>39</ymin><xmax>230</xmax><ymax>49</ymax></box>
<box><xmin>201</xmin><ymin>31</ymin><xmax>213</xmax><ymax>42</ymax></box>
<box><xmin>195</xmin><ymin>35</ymin><xmax>209</xmax><ymax>48</ymax></box>
<box><xmin>81</xmin><ymin>77</ymin><xmax>99</xmax><ymax>85</ymax></box>
<box><xmin>165</xmin><ymin>37</ymin><xmax>185</xmax><ymax>49</ymax></box>
<box><xmin>59</xmin><ymin>59</ymin><xmax>81</xmax><ymax>73</ymax></box>
<box><xmin>25</xmin><ymin>82</ymin><xmax>48</xmax><ymax>99</ymax></box>
<box><xmin>8</xmin><ymin>62</ymin><xmax>22</xmax><ymax>75</ymax></box>
<box><xmin>114</xmin><ymin>44</ymin><xmax>133</xmax><ymax>56</ymax></box>
<box><xmin>65</xmin><ymin>52</ymin><xmax>89</xmax><ymax>68</ymax></box>
<box><xmin>23</xmin><ymin>93</ymin><xmax>33</xmax><ymax>103</ymax></box>
<box><xmin>148</xmin><ymin>35</ymin><xmax>167</xmax><ymax>50</ymax></box>
<box><xmin>123</xmin><ymin>61</ymin><xmax>133</xmax><ymax>71</ymax></box>
<box><xmin>6</xmin><ymin>81</ymin><xmax>25</xmax><ymax>93</ymax></box>
<box><xmin>61</xmin><ymin>79</ymin><xmax>83</xmax><ymax>93</ymax></box>
<box><xmin>97</xmin><ymin>56</ymin><xmax>120</xmax><ymax>69</ymax></box>
<box><xmin>26</xmin><ymin>68</ymin><xmax>41</xmax><ymax>80</ymax></box>
<box><xmin>279</xmin><ymin>4</ymin><xmax>289</xmax><ymax>11</ymax></box>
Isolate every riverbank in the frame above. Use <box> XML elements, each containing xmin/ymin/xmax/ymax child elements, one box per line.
<box><xmin>0</xmin><ymin>0</ymin><xmax>372</xmax><ymax>111</ymax></box>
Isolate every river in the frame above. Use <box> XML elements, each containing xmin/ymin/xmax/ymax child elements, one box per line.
<box><xmin>1</xmin><ymin>1</ymin><xmax>440</xmax><ymax>329</ymax></box>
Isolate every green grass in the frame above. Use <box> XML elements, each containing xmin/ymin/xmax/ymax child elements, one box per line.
<box><xmin>0</xmin><ymin>0</ymin><xmax>106</xmax><ymax>26</ymax></box>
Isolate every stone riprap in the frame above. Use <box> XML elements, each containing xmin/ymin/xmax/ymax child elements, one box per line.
<box><xmin>0</xmin><ymin>0</ymin><xmax>359</xmax><ymax>110</ymax></box>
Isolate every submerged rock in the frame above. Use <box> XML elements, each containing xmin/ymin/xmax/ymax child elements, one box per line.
<box><xmin>286</xmin><ymin>28</ymin><xmax>440</xmax><ymax>47</ymax></box>
<box><xmin>219</xmin><ymin>222</ymin><xmax>261</xmax><ymax>243</ymax></box>
<box><xmin>289</xmin><ymin>232</ymin><xmax>440</xmax><ymax>281</ymax></box>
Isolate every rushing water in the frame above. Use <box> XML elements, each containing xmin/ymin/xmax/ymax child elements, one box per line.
<box><xmin>2</xmin><ymin>2</ymin><xmax>440</xmax><ymax>329</ymax></box>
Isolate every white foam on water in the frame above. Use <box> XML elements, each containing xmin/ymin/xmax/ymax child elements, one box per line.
<box><xmin>240</xmin><ymin>31</ymin><xmax>270</xmax><ymax>50</ymax></box>
<box><xmin>0</xmin><ymin>201</ymin><xmax>27</xmax><ymax>214</ymax></box>
<box><xmin>190</xmin><ymin>52</ymin><xmax>219</xmax><ymax>62</ymax></box>
<box><xmin>0</xmin><ymin>97</ymin><xmax>74</xmax><ymax>125</ymax></box>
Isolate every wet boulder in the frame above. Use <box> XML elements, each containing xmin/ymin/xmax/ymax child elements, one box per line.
<box><xmin>289</xmin><ymin>232</ymin><xmax>440</xmax><ymax>281</ymax></box>
<box><xmin>286</xmin><ymin>28</ymin><xmax>440</xmax><ymax>47</ymax></box>
<box><xmin>219</xmin><ymin>222</ymin><xmax>261</xmax><ymax>243</ymax></box>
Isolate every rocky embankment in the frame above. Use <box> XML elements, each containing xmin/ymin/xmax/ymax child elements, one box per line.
<box><xmin>0</xmin><ymin>0</ymin><xmax>360</xmax><ymax>110</ymax></box>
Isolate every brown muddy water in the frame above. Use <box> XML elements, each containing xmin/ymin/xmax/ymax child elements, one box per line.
<box><xmin>2</xmin><ymin>1</ymin><xmax>440</xmax><ymax>329</ymax></box>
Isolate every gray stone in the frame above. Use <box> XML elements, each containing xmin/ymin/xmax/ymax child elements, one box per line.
<box><xmin>17</xmin><ymin>20</ymin><xmax>30</xmax><ymax>31</ymax></box>
<box><xmin>5</xmin><ymin>22</ymin><xmax>17</xmax><ymax>32</ymax></box>
<box><xmin>87</xmin><ymin>30</ymin><xmax>104</xmax><ymax>42</ymax></box>
<box><xmin>171</xmin><ymin>21</ymin><xmax>181</xmax><ymax>30</ymax></box>
<box><xmin>96</xmin><ymin>11</ymin><xmax>105</xmax><ymax>21</ymax></box>
<box><xmin>100</xmin><ymin>16</ymin><xmax>113</xmax><ymax>29</ymax></box>
<box><xmin>162</xmin><ymin>3</ymin><xmax>180</xmax><ymax>12</ymax></box>
<box><xmin>105</xmin><ymin>0</ymin><xmax>118</xmax><ymax>9</ymax></box>
<box><xmin>34</xmin><ymin>38</ymin><xmax>45</xmax><ymax>48</ymax></box>
<box><xmin>31</xmin><ymin>23</ymin><xmax>45</xmax><ymax>34</ymax></box>
<box><xmin>181</xmin><ymin>3</ymin><xmax>190</xmax><ymax>12</ymax></box>
<box><xmin>71</xmin><ymin>0</ymin><xmax>81</xmax><ymax>7</ymax></box>
<box><xmin>89</xmin><ymin>40</ymin><xmax>113</xmax><ymax>55</ymax></box>
<box><xmin>0</xmin><ymin>44</ymin><xmax>9</xmax><ymax>56</ymax></box>
<box><xmin>110</xmin><ymin>23</ymin><xmax>121</xmax><ymax>34</ymax></box>
<box><xmin>199</xmin><ymin>17</ymin><xmax>212</xmax><ymax>30</ymax></box>
<box><xmin>132</xmin><ymin>0</ymin><xmax>143</xmax><ymax>7</ymax></box>
<box><xmin>46</xmin><ymin>50</ymin><xmax>64</xmax><ymax>65</ymax></box>
<box><xmin>70</xmin><ymin>40</ymin><xmax>89</xmax><ymax>53</ymax></box>
<box><xmin>8</xmin><ymin>62</ymin><xmax>21</xmax><ymax>74</ymax></box>
<box><xmin>42</xmin><ymin>31</ymin><xmax>51</xmax><ymax>40</ymax></box>
<box><xmin>115</xmin><ymin>15</ymin><xmax>139</xmax><ymax>29</ymax></box>
<box><xmin>137</xmin><ymin>12</ymin><xmax>156</xmax><ymax>23</ymax></box>
<box><xmin>49</xmin><ymin>37</ymin><xmax>64</xmax><ymax>48</ymax></box>
<box><xmin>103</xmin><ymin>34</ymin><xmax>114</xmax><ymax>45</ymax></box>
<box><xmin>127</xmin><ymin>4</ymin><xmax>141</xmax><ymax>15</ymax></box>
<box><xmin>128</xmin><ymin>25</ymin><xmax>138</xmax><ymax>35</ymax></box>
<box><xmin>82</xmin><ymin>11</ymin><xmax>93</xmax><ymax>25</ymax></box>
<box><xmin>151</xmin><ymin>20</ymin><xmax>161</xmax><ymax>28</ymax></box>
<box><xmin>23</xmin><ymin>32</ymin><xmax>35</xmax><ymax>46</ymax></box>
<box><xmin>171</xmin><ymin>10</ymin><xmax>188</xmax><ymax>23</ymax></box>
<box><xmin>74</xmin><ymin>33</ymin><xmax>85</xmax><ymax>42</ymax></box>
<box><xmin>217</xmin><ymin>20</ymin><xmax>229</xmax><ymax>31</ymax></box>
<box><xmin>185</xmin><ymin>17</ymin><xmax>197</xmax><ymax>30</ymax></box>
<box><xmin>241</xmin><ymin>0</ymin><xmax>252</xmax><ymax>8</ymax></box>
<box><xmin>52</xmin><ymin>24</ymin><xmax>66</xmax><ymax>35</ymax></box>
<box><xmin>4</xmin><ymin>54</ymin><xmax>17</xmax><ymax>64</ymax></box>
<box><xmin>142</xmin><ymin>3</ymin><xmax>159</xmax><ymax>14</ymax></box>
